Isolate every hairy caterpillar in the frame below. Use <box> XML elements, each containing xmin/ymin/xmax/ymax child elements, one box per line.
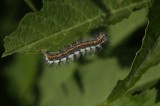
<box><xmin>44</xmin><ymin>32</ymin><xmax>107</xmax><ymax>65</ymax></box>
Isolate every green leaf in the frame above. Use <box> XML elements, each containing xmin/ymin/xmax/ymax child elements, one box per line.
<box><xmin>38</xmin><ymin>8</ymin><xmax>148</xmax><ymax>106</ymax></box>
<box><xmin>39</xmin><ymin>63</ymin><xmax>77</xmax><ymax>104</ymax></box>
<box><xmin>107</xmin><ymin>0</ymin><xmax>160</xmax><ymax>103</ymax></box>
<box><xmin>1</xmin><ymin>7</ymin><xmax>147</xmax><ymax>106</ymax></box>
<box><xmin>4</xmin><ymin>54</ymin><xmax>39</xmax><ymax>105</ymax></box>
<box><xmin>39</xmin><ymin>57</ymin><xmax>129</xmax><ymax>106</ymax></box>
<box><xmin>109</xmin><ymin>8</ymin><xmax>147</xmax><ymax>47</ymax></box>
<box><xmin>129</xmin><ymin>62</ymin><xmax>160</xmax><ymax>91</ymax></box>
<box><xmin>108</xmin><ymin>89</ymin><xmax>160</xmax><ymax>106</ymax></box>
<box><xmin>2</xmin><ymin>0</ymin><xmax>148</xmax><ymax>57</ymax></box>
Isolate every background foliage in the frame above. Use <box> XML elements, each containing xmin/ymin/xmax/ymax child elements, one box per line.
<box><xmin>0</xmin><ymin>0</ymin><xmax>160</xmax><ymax>106</ymax></box>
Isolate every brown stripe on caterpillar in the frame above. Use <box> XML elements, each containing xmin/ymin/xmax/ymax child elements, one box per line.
<box><xmin>43</xmin><ymin>32</ymin><xmax>107</xmax><ymax>65</ymax></box>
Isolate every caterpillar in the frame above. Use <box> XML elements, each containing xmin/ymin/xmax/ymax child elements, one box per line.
<box><xmin>44</xmin><ymin>32</ymin><xmax>107</xmax><ymax>65</ymax></box>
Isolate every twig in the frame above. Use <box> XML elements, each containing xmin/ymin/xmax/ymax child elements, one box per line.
<box><xmin>24</xmin><ymin>0</ymin><xmax>37</xmax><ymax>12</ymax></box>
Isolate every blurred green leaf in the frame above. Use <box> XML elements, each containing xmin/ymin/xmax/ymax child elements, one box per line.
<box><xmin>108</xmin><ymin>89</ymin><xmax>160</xmax><ymax>106</ymax></box>
<box><xmin>4</xmin><ymin>54</ymin><xmax>39</xmax><ymax>105</ymax></box>
<box><xmin>39</xmin><ymin>63</ymin><xmax>77</xmax><ymax>105</ymax></box>
<box><xmin>107</xmin><ymin>0</ymin><xmax>160</xmax><ymax>103</ymax></box>
<box><xmin>39</xmin><ymin>57</ymin><xmax>129</xmax><ymax>106</ymax></box>
<box><xmin>109</xmin><ymin>8</ymin><xmax>147</xmax><ymax>47</ymax></box>
<box><xmin>2</xmin><ymin>0</ymin><xmax>148</xmax><ymax>57</ymax></box>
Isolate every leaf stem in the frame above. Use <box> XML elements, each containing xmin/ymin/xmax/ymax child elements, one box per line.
<box><xmin>24</xmin><ymin>0</ymin><xmax>37</xmax><ymax>12</ymax></box>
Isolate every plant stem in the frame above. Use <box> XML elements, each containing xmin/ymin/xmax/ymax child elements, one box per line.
<box><xmin>24</xmin><ymin>0</ymin><xmax>37</xmax><ymax>12</ymax></box>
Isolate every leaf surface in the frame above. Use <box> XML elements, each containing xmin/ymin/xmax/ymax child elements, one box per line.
<box><xmin>4</xmin><ymin>54</ymin><xmax>39</xmax><ymax>105</ymax></box>
<box><xmin>39</xmin><ymin>9</ymin><xmax>148</xmax><ymax>106</ymax></box>
<box><xmin>39</xmin><ymin>57</ymin><xmax>128</xmax><ymax>106</ymax></box>
<box><xmin>108</xmin><ymin>89</ymin><xmax>160</xmax><ymax>106</ymax></box>
<box><xmin>107</xmin><ymin>0</ymin><xmax>160</xmax><ymax>103</ymax></box>
<box><xmin>3</xmin><ymin>0</ymin><xmax>148</xmax><ymax>57</ymax></box>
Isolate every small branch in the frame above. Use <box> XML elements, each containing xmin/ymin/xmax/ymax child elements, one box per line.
<box><xmin>24</xmin><ymin>0</ymin><xmax>37</xmax><ymax>12</ymax></box>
